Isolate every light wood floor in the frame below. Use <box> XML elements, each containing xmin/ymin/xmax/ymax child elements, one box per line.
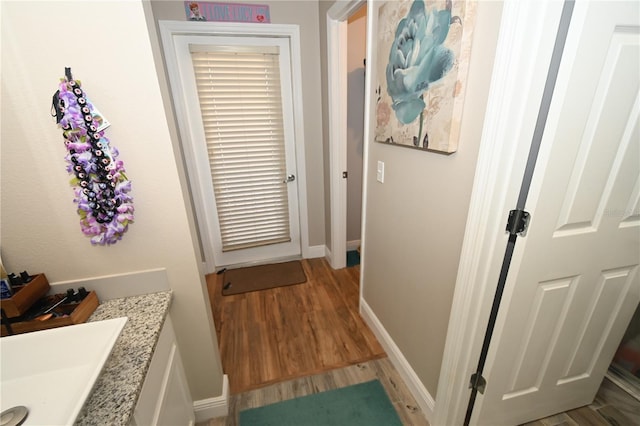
<box><xmin>206</xmin><ymin>258</ymin><xmax>639</xmax><ymax>425</ymax></box>
<box><xmin>198</xmin><ymin>357</ymin><xmax>429</xmax><ymax>426</ymax></box>
<box><xmin>207</xmin><ymin>258</ymin><xmax>386</xmax><ymax>394</ymax></box>
<box><xmin>196</xmin><ymin>362</ymin><xmax>637</xmax><ymax>426</ymax></box>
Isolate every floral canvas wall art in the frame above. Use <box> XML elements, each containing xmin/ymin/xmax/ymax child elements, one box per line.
<box><xmin>375</xmin><ymin>0</ymin><xmax>476</xmax><ymax>154</ymax></box>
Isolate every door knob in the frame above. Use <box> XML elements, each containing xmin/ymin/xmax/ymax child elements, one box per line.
<box><xmin>283</xmin><ymin>174</ymin><xmax>296</xmax><ymax>183</ymax></box>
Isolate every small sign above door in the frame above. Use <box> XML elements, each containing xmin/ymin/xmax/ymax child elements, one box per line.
<box><xmin>184</xmin><ymin>2</ymin><xmax>271</xmax><ymax>23</ymax></box>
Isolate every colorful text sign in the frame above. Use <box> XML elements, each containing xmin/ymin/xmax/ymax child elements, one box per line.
<box><xmin>184</xmin><ymin>2</ymin><xmax>270</xmax><ymax>23</ymax></box>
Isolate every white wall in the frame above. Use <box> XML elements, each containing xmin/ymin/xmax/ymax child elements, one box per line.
<box><xmin>0</xmin><ymin>0</ymin><xmax>224</xmax><ymax>401</ymax></box>
<box><xmin>361</xmin><ymin>0</ymin><xmax>503</xmax><ymax>397</ymax></box>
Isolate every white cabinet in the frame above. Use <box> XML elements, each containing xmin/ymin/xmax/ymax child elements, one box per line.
<box><xmin>131</xmin><ymin>316</ymin><xmax>194</xmax><ymax>426</ymax></box>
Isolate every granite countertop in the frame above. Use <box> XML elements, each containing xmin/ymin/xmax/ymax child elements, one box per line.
<box><xmin>74</xmin><ymin>291</ymin><xmax>172</xmax><ymax>425</ymax></box>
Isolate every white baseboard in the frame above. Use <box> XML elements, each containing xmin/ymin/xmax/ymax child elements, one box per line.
<box><xmin>347</xmin><ymin>240</ymin><xmax>361</xmax><ymax>251</ymax></box>
<box><xmin>304</xmin><ymin>244</ymin><xmax>326</xmax><ymax>259</ymax></box>
<box><xmin>193</xmin><ymin>374</ymin><xmax>229</xmax><ymax>422</ymax></box>
<box><xmin>360</xmin><ymin>299</ymin><xmax>436</xmax><ymax>422</ymax></box>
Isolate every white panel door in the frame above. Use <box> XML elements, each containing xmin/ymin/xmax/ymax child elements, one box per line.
<box><xmin>173</xmin><ymin>35</ymin><xmax>301</xmax><ymax>268</ymax></box>
<box><xmin>473</xmin><ymin>2</ymin><xmax>640</xmax><ymax>425</ymax></box>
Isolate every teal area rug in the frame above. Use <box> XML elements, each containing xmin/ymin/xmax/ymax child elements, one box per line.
<box><xmin>346</xmin><ymin>250</ymin><xmax>360</xmax><ymax>267</ymax></box>
<box><xmin>239</xmin><ymin>379</ymin><xmax>402</xmax><ymax>426</ymax></box>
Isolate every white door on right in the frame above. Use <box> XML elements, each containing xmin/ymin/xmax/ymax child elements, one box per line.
<box><xmin>473</xmin><ymin>1</ymin><xmax>640</xmax><ymax>425</ymax></box>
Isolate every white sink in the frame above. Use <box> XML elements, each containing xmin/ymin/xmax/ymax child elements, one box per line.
<box><xmin>0</xmin><ymin>317</ymin><xmax>127</xmax><ymax>425</ymax></box>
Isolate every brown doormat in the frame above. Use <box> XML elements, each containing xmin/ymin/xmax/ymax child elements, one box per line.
<box><xmin>222</xmin><ymin>260</ymin><xmax>307</xmax><ymax>296</ymax></box>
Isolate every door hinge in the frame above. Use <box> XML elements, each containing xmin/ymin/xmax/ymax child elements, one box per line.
<box><xmin>506</xmin><ymin>209</ymin><xmax>530</xmax><ymax>237</ymax></box>
<box><xmin>469</xmin><ymin>373</ymin><xmax>487</xmax><ymax>394</ymax></box>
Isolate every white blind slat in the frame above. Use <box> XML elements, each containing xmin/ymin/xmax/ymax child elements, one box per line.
<box><xmin>192</xmin><ymin>47</ymin><xmax>290</xmax><ymax>252</ymax></box>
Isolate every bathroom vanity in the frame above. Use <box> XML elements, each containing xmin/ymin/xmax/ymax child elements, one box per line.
<box><xmin>74</xmin><ymin>291</ymin><xmax>194</xmax><ymax>426</ymax></box>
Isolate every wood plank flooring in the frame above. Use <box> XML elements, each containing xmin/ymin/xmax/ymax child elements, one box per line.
<box><xmin>207</xmin><ymin>258</ymin><xmax>386</xmax><ymax>394</ymax></box>
<box><xmin>196</xmin><ymin>361</ymin><xmax>638</xmax><ymax>426</ymax></box>
<box><xmin>198</xmin><ymin>357</ymin><xmax>429</xmax><ymax>426</ymax></box>
<box><xmin>206</xmin><ymin>257</ymin><xmax>639</xmax><ymax>425</ymax></box>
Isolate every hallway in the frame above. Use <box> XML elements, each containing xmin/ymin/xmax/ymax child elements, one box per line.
<box><xmin>205</xmin><ymin>258</ymin><xmax>639</xmax><ymax>425</ymax></box>
<box><xmin>207</xmin><ymin>258</ymin><xmax>386</xmax><ymax>394</ymax></box>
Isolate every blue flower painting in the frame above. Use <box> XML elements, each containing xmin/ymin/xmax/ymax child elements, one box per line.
<box><xmin>376</xmin><ymin>0</ymin><xmax>476</xmax><ymax>154</ymax></box>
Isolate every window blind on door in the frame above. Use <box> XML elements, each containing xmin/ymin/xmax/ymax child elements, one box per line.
<box><xmin>190</xmin><ymin>45</ymin><xmax>291</xmax><ymax>252</ymax></box>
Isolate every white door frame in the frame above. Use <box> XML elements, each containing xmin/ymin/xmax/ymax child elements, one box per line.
<box><xmin>433</xmin><ymin>1</ymin><xmax>570</xmax><ymax>425</ymax></box>
<box><xmin>159</xmin><ymin>20</ymin><xmax>311</xmax><ymax>273</ymax></box>
<box><xmin>326</xmin><ymin>0</ymin><xmax>366</xmax><ymax>270</ymax></box>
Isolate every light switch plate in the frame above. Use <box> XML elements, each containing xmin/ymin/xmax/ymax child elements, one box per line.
<box><xmin>377</xmin><ymin>161</ymin><xmax>384</xmax><ymax>183</ymax></box>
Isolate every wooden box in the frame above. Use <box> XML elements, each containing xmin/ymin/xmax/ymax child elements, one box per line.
<box><xmin>0</xmin><ymin>273</ymin><xmax>50</xmax><ymax>318</ymax></box>
<box><xmin>1</xmin><ymin>291</ymin><xmax>99</xmax><ymax>337</ymax></box>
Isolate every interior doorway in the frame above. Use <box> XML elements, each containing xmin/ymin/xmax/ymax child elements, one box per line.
<box><xmin>346</xmin><ymin>4</ymin><xmax>367</xmax><ymax>267</ymax></box>
<box><xmin>327</xmin><ymin>0</ymin><xmax>366</xmax><ymax>270</ymax></box>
